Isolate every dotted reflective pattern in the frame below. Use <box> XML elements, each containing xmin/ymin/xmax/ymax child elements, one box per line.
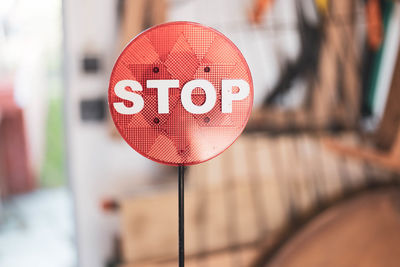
<box><xmin>108</xmin><ymin>22</ymin><xmax>253</xmax><ymax>166</ymax></box>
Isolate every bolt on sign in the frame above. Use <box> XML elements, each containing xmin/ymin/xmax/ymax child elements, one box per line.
<box><xmin>108</xmin><ymin>22</ymin><xmax>253</xmax><ymax>165</ymax></box>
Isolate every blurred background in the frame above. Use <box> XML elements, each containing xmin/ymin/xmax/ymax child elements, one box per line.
<box><xmin>1</xmin><ymin>0</ymin><xmax>400</xmax><ymax>266</ymax></box>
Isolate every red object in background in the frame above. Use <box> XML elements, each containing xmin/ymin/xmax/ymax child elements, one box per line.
<box><xmin>108</xmin><ymin>22</ymin><xmax>253</xmax><ymax>166</ymax></box>
<box><xmin>250</xmin><ymin>0</ymin><xmax>275</xmax><ymax>24</ymax></box>
<box><xmin>366</xmin><ymin>0</ymin><xmax>383</xmax><ymax>50</ymax></box>
<box><xmin>0</xmin><ymin>81</ymin><xmax>34</xmax><ymax>197</ymax></box>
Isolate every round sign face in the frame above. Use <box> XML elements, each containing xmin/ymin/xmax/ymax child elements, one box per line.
<box><xmin>108</xmin><ymin>22</ymin><xmax>253</xmax><ymax>166</ymax></box>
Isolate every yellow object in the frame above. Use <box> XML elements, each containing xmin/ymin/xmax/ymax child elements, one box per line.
<box><xmin>315</xmin><ymin>0</ymin><xmax>329</xmax><ymax>15</ymax></box>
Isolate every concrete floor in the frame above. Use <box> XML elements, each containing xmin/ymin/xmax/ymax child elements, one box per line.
<box><xmin>0</xmin><ymin>188</ymin><xmax>76</xmax><ymax>267</ymax></box>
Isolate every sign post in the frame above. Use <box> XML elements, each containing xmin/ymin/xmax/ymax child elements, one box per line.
<box><xmin>108</xmin><ymin>21</ymin><xmax>253</xmax><ymax>266</ymax></box>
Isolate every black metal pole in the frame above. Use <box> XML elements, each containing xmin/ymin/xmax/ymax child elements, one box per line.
<box><xmin>178</xmin><ymin>165</ymin><xmax>185</xmax><ymax>267</ymax></box>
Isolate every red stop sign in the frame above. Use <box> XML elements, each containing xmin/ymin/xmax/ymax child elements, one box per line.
<box><xmin>108</xmin><ymin>22</ymin><xmax>253</xmax><ymax>165</ymax></box>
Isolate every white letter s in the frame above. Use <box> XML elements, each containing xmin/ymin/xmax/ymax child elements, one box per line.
<box><xmin>113</xmin><ymin>80</ymin><xmax>144</xmax><ymax>114</ymax></box>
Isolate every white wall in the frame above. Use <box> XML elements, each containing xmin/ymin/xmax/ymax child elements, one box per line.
<box><xmin>62</xmin><ymin>1</ymin><xmax>162</xmax><ymax>266</ymax></box>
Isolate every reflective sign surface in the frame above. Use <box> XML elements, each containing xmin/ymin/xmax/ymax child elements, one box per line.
<box><xmin>108</xmin><ymin>22</ymin><xmax>253</xmax><ymax>165</ymax></box>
